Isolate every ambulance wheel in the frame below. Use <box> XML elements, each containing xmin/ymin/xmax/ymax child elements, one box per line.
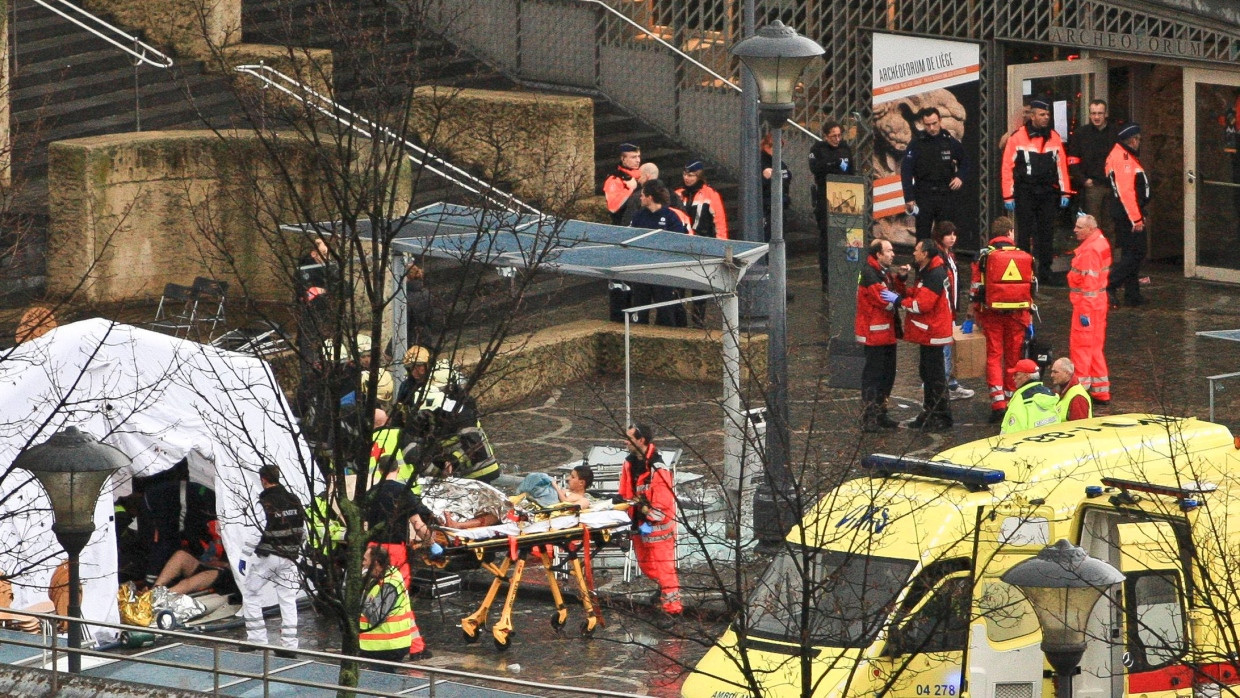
<box><xmin>493</xmin><ymin>634</ymin><xmax>511</xmax><ymax>651</ymax></box>
<box><xmin>580</xmin><ymin>620</ymin><xmax>595</xmax><ymax>638</ymax></box>
<box><xmin>550</xmin><ymin>614</ymin><xmax>566</xmax><ymax>631</ymax></box>
<box><xmin>155</xmin><ymin>610</ymin><xmax>178</xmax><ymax>631</ymax></box>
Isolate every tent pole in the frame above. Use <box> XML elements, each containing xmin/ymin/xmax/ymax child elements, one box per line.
<box><xmin>625</xmin><ymin>309</ymin><xmax>632</xmax><ymax>430</ymax></box>
<box><xmin>721</xmin><ymin>291</ymin><xmax>745</xmax><ymax>541</ymax></box>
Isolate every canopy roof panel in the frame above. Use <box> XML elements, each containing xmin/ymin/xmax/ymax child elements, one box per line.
<box><xmin>282</xmin><ymin>203</ymin><xmax>767</xmax><ymax>292</ymax></box>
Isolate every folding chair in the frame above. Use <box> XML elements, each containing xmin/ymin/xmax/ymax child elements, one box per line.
<box><xmin>191</xmin><ymin>277</ymin><xmax>228</xmax><ymax>338</ymax></box>
<box><xmin>149</xmin><ymin>283</ymin><xmax>198</xmax><ymax>337</ymax></box>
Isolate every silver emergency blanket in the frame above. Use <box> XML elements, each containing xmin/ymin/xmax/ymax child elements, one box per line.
<box><xmin>150</xmin><ymin>585</ymin><xmax>207</xmax><ymax>625</ymax></box>
<box><xmin>419</xmin><ymin>477</ymin><xmax>512</xmax><ymax>524</ymax></box>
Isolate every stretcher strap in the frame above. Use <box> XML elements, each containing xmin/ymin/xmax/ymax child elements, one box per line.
<box><xmin>508</xmin><ymin>535</ymin><xmax>519</xmax><ymax>561</ymax></box>
<box><xmin>581</xmin><ymin>524</ymin><xmax>594</xmax><ymax>592</ymax></box>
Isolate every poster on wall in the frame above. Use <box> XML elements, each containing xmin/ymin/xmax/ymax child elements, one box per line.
<box><xmin>871</xmin><ymin>33</ymin><xmax>981</xmax><ymax>250</ymax></box>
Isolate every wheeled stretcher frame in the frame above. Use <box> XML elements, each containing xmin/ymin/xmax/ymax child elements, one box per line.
<box><xmin>429</xmin><ymin>521</ymin><xmax>628</xmax><ymax>650</ymax></box>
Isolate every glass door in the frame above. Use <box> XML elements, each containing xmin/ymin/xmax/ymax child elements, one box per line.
<box><xmin>1184</xmin><ymin>68</ymin><xmax>1240</xmax><ymax>282</ymax></box>
<box><xmin>1007</xmin><ymin>59</ymin><xmax>1108</xmax><ymax>144</ymax></box>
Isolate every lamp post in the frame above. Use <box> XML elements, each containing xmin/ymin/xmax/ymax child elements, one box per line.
<box><xmin>731</xmin><ymin>21</ymin><xmax>823</xmax><ymax>544</ymax></box>
<box><xmin>1002</xmin><ymin>539</ymin><xmax>1125</xmax><ymax>698</ymax></box>
<box><xmin>13</xmin><ymin>427</ymin><xmax>129</xmax><ymax>673</ymax></box>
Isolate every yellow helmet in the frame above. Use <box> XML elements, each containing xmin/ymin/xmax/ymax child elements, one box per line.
<box><xmin>402</xmin><ymin>345</ymin><xmax>430</xmax><ymax>367</ymax></box>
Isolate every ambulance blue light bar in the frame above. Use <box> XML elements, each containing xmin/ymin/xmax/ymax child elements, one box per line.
<box><xmin>861</xmin><ymin>454</ymin><xmax>1006</xmax><ymax>491</ymax></box>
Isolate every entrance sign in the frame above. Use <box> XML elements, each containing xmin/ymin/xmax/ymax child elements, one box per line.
<box><xmin>871</xmin><ymin>33</ymin><xmax>982</xmax><ymax>249</ymax></box>
<box><xmin>1048</xmin><ymin>26</ymin><xmax>1204</xmax><ymax>59</ymax></box>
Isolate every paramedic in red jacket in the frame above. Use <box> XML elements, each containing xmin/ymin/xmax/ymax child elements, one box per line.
<box><xmin>619</xmin><ymin>424</ymin><xmax>681</xmax><ymax>616</ymax></box>
<box><xmin>1068</xmin><ymin>214</ymin><xmax>1112</xmax><ymax>404</ymax></box>
<box><xmin>1001</xmin><ymin>99</ymin><xmax>1072</xmax><ymax>284</ymax></box>
<box><xmin>603</xmin><ymin>143</ymin><xmax>642</xmax><ymax>225</ymax></box>
<box><xmin>856</xmin><ymin>238</ymin><xmax>905</xmax><ymax>432</ymax></box>
<box><xmin>900</xmin><ymin>239</ymin><xmax>954</xmax><ymax>431</ymax></box>
<box><xmin>969</xmin><ymin>217</ymin><xmax>1034</xmax><ymax>424</ymax></box>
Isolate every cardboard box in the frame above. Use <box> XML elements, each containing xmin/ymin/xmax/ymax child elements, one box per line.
<box><xmin>952</xmin><ymin>326</ymin><xmax>986</xmax><ymax>380</ymax></box>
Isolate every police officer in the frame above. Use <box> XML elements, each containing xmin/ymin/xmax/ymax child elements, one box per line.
<box><xmin>1105</xmin><ymin>123</ymin><xmax>1151</xmax><ymax>308</ymax></box>
<box><xmin>1001</xmin><ymin>100</ymin><xmax>1073</xmax><ymax>284</ymax></box>
<box><xmin>856</xmin><ymin>239</ymin><xmax>904</xmax><ymax>432</ymax></box>
<box><xmin>809</xmin><ymin>120</ymin><xmax>853</xmax><ymax>289</ymax></box>
<box><xmin>902</xmin><ymin>108</ymin><xmax>968</xmax><ymax>242</ymax></box>
<box><xmin>241</xmin><ymin>465</ymin><xmax>305</xmax><ymax>656</ymax></box>
<box><xmin>1000</xmin><ymin>359</ymin><xmax>1061</xmax><ymax>434</ymax></box>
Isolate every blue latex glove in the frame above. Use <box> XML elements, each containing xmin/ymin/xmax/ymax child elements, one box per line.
<box><xmin>1026</xmin><ymin>324</ymin><xmax>1035</xmax><ymax>340</ymax></box>
<box><xmin>880</xmin><ymin>289</ymin><xmax>900</xmax><ymax>304</ymax></box>
<box><xmin>429</xmin><ymin>542</ymin><xmax>445</xmax><ymax>557</ymax></box>
<box><xmin>638</xmin><ymin>522</ymin><xmax>654</xmax><ymax>535</ymax></box>
<box><xmin>840</xmin><ymin>159</ymin><xmax>849</xmax><ymax>172</ymax></box>
<box><xmin>1080</xmin><ymin>315</ymin><xmax>1090</xmax><ymax>327</ymax></box>
<box><xmin>1060</xmin><ymin>196</ymin><xmax>1071</xmax><ymax>209</ymax></box>
<box><xmin>1004</xmin><ymin>200</ymin><xmax>1015</xmax><ymax>213</ymax></box>
<box><xmin>961</xmin><ymin>319</ymin><xmax>974</xmax><ymax>334</ymax></box>
<box><xmin>238</xmin><ymin>559</ymin><xmax>247</xmax><ymax>576</ymax></box>
<box><xmin>911</xmin><ymin>204</ymin><xmax>920</xmax><ymax>217</ymax></box>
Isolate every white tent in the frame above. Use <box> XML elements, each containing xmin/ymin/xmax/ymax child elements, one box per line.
<box><xmin>0</xmin><ymin>318</ymin><xmax>317</xmax><ymax>641</ymax></box>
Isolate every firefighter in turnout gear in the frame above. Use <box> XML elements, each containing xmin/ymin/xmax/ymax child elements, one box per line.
<box><xmin>970</xmin><ymin>216</ymin><xmax>1035</xmax><ymax>424</ymax></box>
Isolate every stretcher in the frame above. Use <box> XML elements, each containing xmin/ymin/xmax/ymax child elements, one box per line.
<box><xmin>422</xmin><ymin>506</ymin><xmax>631</xmax><ymax>650</ymax></box>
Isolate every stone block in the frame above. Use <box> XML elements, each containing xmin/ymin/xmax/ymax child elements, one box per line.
<box><xmin>83</xmin><ymin>0</ymin><xmax>240</xmax><ymax>60</ymax></box>
<box><xmin>409</xmin><ymin>87</ymin><xmax>594</xmax><ymax>212</ymax></box>
<box><xmin>46</xmin><ymin>130</ymin><xmax>374</xmax><ymax>305</ymax></box>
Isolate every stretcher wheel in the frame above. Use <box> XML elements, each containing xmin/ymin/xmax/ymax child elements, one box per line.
<box><xmin>462</xmin><ymin>628</ymin><xmax>480</xmax><ymax>644</ymax></box>
<box><xmin>580</xmin><ymin>620</ymin><xmax>596</xmax><ymax>638</ymax></box>
<box><xmin>493</xmin><ymin>634</ymin><xmax>511</xmax><ymax>651</ymax></box>
<box><xmin>550</xmin><ymin>614</ymin><xmax>566</xmax><ymax>631</ymax></box>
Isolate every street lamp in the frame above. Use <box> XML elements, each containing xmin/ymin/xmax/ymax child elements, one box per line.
<box><xmin>731</xmin><ymin>21</ymin><xmax>823</xmax><ymax>544</ymax></box>
<box><xmin>13</xmin><ymin>427</ymin><xmax>129</xmax><ymax>673</ymax></box>
<box><xmin>1001</xmin><ymin>539</ymin><xmax>1125</xmax><ymax>698</ymax></box>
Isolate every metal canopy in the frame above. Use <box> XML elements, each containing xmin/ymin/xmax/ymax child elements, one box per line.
<box><xmin>282</xmin><ymin>203</ymin><xmax>768</xmax><ymax>293</ymax></box>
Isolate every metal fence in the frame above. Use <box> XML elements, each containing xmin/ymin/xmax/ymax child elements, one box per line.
<box><xmin>0</xmin><ymin>607</ymin><xmax>638</xmax><ymax>697</ymax></box>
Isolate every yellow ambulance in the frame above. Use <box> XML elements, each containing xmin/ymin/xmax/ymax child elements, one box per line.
<box><xmin>683</xmin><ymin>414</ymin><xmax>1240</xmax><ymax>698</ymax></box>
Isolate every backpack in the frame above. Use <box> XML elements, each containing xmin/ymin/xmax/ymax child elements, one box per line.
<box><xmin>979</xmin><ymin>246</ymin><xmax>1034</xmax><ymax>311</ymax></box>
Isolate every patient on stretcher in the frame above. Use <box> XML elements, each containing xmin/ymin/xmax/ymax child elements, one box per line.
<box><xmin>516</xmin><ymin>465</ymin><xmax>594</xmax><ymax>509</ymax></box>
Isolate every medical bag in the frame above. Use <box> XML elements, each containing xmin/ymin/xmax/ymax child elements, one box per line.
<box><xmin>980</xmin><ymin>247</ymin><xmax>1034</xmax><ymax>311</ymax></box>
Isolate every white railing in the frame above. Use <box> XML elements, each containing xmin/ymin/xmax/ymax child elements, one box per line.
<box><xmin>32</xmin><ymin>0</ymin><xmax>174</xmax><ymax>68</ymax></box>
<box><xmin>233</xmin><ymin>64</ymin><xmax>542</xmax><ymax>217</ymax></box>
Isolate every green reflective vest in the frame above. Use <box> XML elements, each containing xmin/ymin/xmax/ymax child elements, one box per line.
<box><xmin>1056</xmin><ymin>383</ymin><xmax>1093</xmax><ymax>421</ymax></box>
<box><xmin>1001</xmin><ymin>381</ymin><xmax>1062</xmax><ymax>434</ymax></box>
<box><xmin>368</xmin><ymin>427</ymin><xmax>418</xmax><ymax>490</ymax></box>
<box><xmin>358</xmin><ymin>567</ymin><xmax>415</xmax><ymax>653</ymax></box>
<box><xmin>308</xmin><ymin>494</ymin><xmax>345</xmax><ymax>550</ymax></box>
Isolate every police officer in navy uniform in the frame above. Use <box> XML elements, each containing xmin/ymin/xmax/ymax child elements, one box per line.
<box><xmin>809</xmin><ymin>120</ymin><xmax>853</xmax><ymax>290</ymax></box>
<box><xmin>901</xmin><ymin>108</ymin><xmax>968</xmax><ymax>242</ymax></box>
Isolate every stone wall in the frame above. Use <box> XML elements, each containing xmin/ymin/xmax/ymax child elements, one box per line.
<box><xmin>83</xmin><ymin>0</ymin><xmax>239</xmax><ymax>59</ymax></box>
<box><xmin>456</xmin><ymin>319</ymin><xmax>767</xmax><ymax>410</ymax></box>
<box><xmin>46</xmin><ymin>130</ymin><xmax>343</xmax><ymax>304</ymax></box>
<box><xmin>409</xmin><ymin>87</ymin><xmax>595</xmax><ymax>212</ymax></box>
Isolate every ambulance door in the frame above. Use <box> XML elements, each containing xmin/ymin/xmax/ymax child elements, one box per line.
<box><xmin>1117</xmin><ymin>521</ymin><xmax>1190</xmax><ymax>696</ymax></box>
<box><xmin>879</xmin><ymin>564</ymin><xmax>972</xmax><ymax>698</ymax></box>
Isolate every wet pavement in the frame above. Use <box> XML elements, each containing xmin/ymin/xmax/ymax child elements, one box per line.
<box><xmin>217</xmin><ymin>249</ymin><xmax>1240</xmax><ymax>696</ymax></box>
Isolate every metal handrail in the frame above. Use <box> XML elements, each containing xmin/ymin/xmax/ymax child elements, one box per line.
<box><xmin>582</xmin><ymin>0</ymin><xmax>819</xmax><ymax>141</ymax></box>
<box><xmin>0</xmin><ymin>607</ymin><xmax>639</xmax><ymax>697</ymax></box>
<box><xmin>31</xmin><ymin>0</ymin><xmax>174</xmax><ymax>68</ymax></box>
<box><xmin>233</xmin><ymin>64</ymin><xmax>543</xmax><ymax>217</ymax></box>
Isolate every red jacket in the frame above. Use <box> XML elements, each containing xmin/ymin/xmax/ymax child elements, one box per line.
<box><xmin>1105</xmin><ymin>142</ymin><xmax>1150</xmax><ymax>226</ymax></box>
<box><xmin>675</xmin><ymin>183</ymin><xmax>728</xmax><ymax>239</ymax></box>
<box><xmin>619</xmin><ymin>448</ymin><xmax>676</xmax><ymax>542</ymax></box>
<box><xmin>603</xmin><ymin>166</ymin><xmax>640</xmax><ymax>214</ymax></box>
<box><xmin>1001</xmin><ymin>124</ymin><xmax>1072</xmax><ymax>199</ymax></box>
<box><xmin>1068</xmin><ymin>228</ymin><xmax>1112</xmax><ymax>311</ymax></box>
<box><xmin>855</xmin><ymin>255</ymin><xmax>904</xmax><ymax>346</ymax></box>
<box><xmin>901</xmin><ymin>255</ymin><xmax>954</xmax><ymax>346</ymax></box>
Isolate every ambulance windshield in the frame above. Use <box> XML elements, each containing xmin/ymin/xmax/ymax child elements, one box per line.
<box><xmin>747</xmin><ymin>546</ymin><xmax>915</xmax><ymax>647</ymax></box>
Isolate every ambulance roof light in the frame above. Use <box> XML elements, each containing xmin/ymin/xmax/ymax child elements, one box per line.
<box><xmin>861</xmin><ymin>454</ymin><xmax>1005</xmax><ymax>491</ymax></box>
<box><xmin>1100</xmin><ymin>476</ymin><xmax>1217</xmax><ymax>500</ymax></box>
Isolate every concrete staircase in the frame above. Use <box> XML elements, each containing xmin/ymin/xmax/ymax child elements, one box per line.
<box><xmin>4</xmin><ymin>0</ymin><xmax>242</xmax><ymax>296</ymax></box>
